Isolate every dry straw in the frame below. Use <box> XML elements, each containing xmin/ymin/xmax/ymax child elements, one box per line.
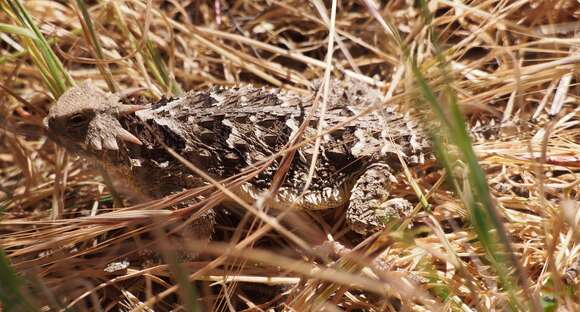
<box><xmin>0</xmin><ymin>0</ymin><xmax>578</xmax><ymax>311</ymax></box>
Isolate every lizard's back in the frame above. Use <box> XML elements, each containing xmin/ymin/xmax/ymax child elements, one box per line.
<box><xmin>120</xmin><ymin>80</ymin><xmax>428</xmax><ymax>209</ymax></box>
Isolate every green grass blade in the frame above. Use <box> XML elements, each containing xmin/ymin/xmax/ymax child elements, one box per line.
<box><xmin>74</xmin><ymin>0</ymin><xmax>117</xmax><ymax>92</ymax></box>
<box><xmin>0</xmin><ymin>250</ymin><xmax>38</xmax><ymax>312</ymax></box>
<box><xmin>145</xmin><ymin>40</ymin><xmax>182</xmax><ymax>95</ymax></box>
<box><xmin>0</xmin><ymin>23</ymin><xmax>36</xmax><ymax>39</ymax></box>
<box><xmin>2</xmin><ymin>0</ymin><xmax>73</xmax><ymax>97</ymax></box>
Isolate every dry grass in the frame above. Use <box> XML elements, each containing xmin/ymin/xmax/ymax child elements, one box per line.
<box><xmin>1</xmin><ymin>0</ymin><xmax>579</xmax><ymax>311</ymax></box>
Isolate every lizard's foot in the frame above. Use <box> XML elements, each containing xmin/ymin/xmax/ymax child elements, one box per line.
<box><xmin>166</xmin><ymin>208</ymin><xmax>216</xmax><ymax>261</ymax></box>
<box><xmin>347</xmin><ymin>164</ymin><xmax>413</xmax><ymax>235</ymax></box>
<box><xmin>136</xmin><ymin>208</ymin><xmax>215</xmax><ymax>267</ymax></box>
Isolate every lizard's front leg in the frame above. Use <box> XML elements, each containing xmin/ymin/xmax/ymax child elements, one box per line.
<box><xmin>136</xmin><ymin>204</ymin><xmax>216</xmax><ymax>266</ymax></box>
<box><xmin>347</xmin><ymin>164</ymin><xmax>413</xmax><ymax>235</ymax></box>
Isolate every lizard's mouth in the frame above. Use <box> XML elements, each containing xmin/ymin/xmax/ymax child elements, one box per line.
<box><xmin>44</xmin><ymin>126</ymin><xmax>87</xmax><ymax>156</ymax></box>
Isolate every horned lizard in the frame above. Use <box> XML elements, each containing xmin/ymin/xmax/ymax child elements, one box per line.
<box><xmin>44</xmin><ymin>80</ymin><xmax>430</xmax><ymax>235</ymax></box>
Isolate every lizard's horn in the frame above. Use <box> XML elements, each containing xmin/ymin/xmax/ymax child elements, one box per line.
<box><xmin>115</xmin><ymin>104</ymin><xmax>146</xmax><ymax>115</ymax></box>
<box><xmin>116</xmin><ymin>127</ymin><xmax>143</xmax><ymax>145</ymax></box>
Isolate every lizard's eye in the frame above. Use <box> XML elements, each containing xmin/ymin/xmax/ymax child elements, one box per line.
<box><xmin>67</xmin><ymin>113</ymin><xmax>89</xmax><ymax>127</ymax></box>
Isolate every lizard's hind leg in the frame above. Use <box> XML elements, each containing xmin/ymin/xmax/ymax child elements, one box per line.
<box><xmin>347</xmin><ymin>164</ymin><xmax>413</xmax><ymax>235</ymax></box>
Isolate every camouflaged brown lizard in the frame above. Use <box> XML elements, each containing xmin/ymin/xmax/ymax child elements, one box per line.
<box><xmin>44</xmin><ymin>80</ymin><xmax>430</xmax><ymax>236</ymax></box>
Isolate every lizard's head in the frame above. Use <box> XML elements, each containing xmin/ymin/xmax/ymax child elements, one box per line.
<box><xmin>44</xmin><ymin>81</ymin><xmax>144</xmax><ymax>152</ymax></box>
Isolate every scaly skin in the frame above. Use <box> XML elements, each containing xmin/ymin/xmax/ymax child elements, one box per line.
<box><xmin>45</xmin><ymin>80</ymin><xmax>430</xmax><ymax>235</ymax></box>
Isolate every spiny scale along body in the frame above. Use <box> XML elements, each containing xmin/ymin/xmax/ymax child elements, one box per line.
<box><xmin>45</xmin><ymin>80</ymin><xmax>430</xmax><ymax>235</ymax></box>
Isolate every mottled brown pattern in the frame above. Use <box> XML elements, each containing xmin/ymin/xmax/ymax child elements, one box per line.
<box><xmin>45</xmin><ymin>80</ymin><xmax>430</xmax><ymax>234</ymax></box>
